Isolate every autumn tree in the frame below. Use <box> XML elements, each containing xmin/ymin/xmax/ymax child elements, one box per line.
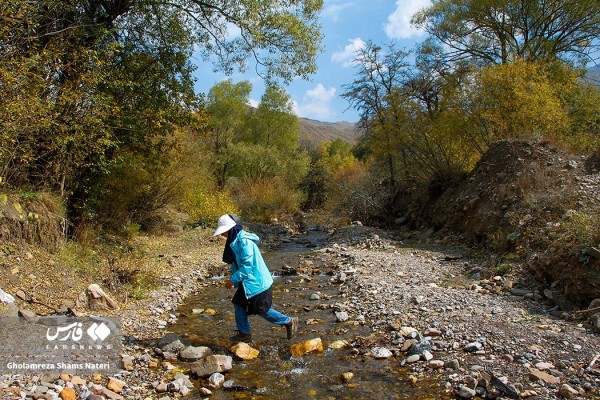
<box><xmin>413</xmin><ymin>0</ymin><xmax>600</xmax><ymax>65</ymax></box>
<box><xmin>341</xmin><ymin>41</ymin><xmax>411</xmax><ymax>187</ymax></box>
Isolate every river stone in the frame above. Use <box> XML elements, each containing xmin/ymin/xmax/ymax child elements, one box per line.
<box><xmin>423</xmin><ymin>328</ymin><xmax>442</xmax><ymax>337</ymax></box>
<box><xmin>464</xmin><ymin>342</ymin><xmax>483</xmax><ymax>352</ymax></box>
<box><xmin>591</xmin><ymin>313</ymin><xmax>600</xmax><ymax>333</ymax></box>
<box><xmin>208</xmin><ymin>373</ymin><xmax>225</xmax><ymax>389</ymax></box>
<box><xmin>407</xmin><ymin>340</ymin><xmax>431</xmax><ymax>356</ymax></box>
<box><xmin>528</xmin><ymin>368</ymin><xmax>560</xmax><ymax>385</ymax></box>
<box><xmin>458</xmin><ymin>386</ymin><xmax>476</xmax><ymax>398</ymax></box>
<box><xmin>121</xmin><ymin>355</ymin><xmax>134</xmax><ymax>371</ymax></box>
<box><xmin>558</xmin><ymin>384</ymin><xmax>579</xmax><ymax>398</ymax></box>
<box><xmin>291</xmin><ymin>338</ymin><xmax>324</xmax><ymax>357</ymax></box>
<box><xmin>400</xmin><ymin>326</ymin><xmax>418</xmax><ymax>337</ymax></box>
<box><xmin>309</xmin><ymin>293</ymin><xmax>320</xmax><ymax>300</ymax></box>
<box><xmin>329</xmin><ymin>340</ymin><xmax>349</xmax><ymax>349</ymax></box>
<box><xmin>156</xmin><ymin>333</ymin><xmax>182</xmax><ymax>349</ymax></box>
<box><xmin>179</xmin><ymin>385</ymin><xmax>190</xmax><ymax>396</ymax></box>
<box><xmin>421</xmin><ymin>350</ymin><xmax>434</xmax><ymax>361</ymax></box>
<box><xmin>59</xmin><ymin>387</ymin><xmax>76</xmax><ymax>400</ymax></box>
<box><xmin>229</xmin><ymin>342</ymin><xmax>259</xmax><ymax>360</ymax></box>
<box><xmin>401</xmin><ymin>339</ymin><xmax>416</xmax><ymax>352</ymax></box>
<box><xmin>180</xmin><ymin>346</ymin><xmax>212</xmax><ymax>361</ymax></box>
<box><xmin>406</xmin><ymin>354</ymin><xmax>420</xmax><ymax>363</ymax></box>
<box><xmin>166</xmin><ymin>382</ymin><xmax>180</xmax><ymax>393</ymax></box>
<box><xmin>429</xmin><ymin>360</ymin><xmax>444</xmax><ymax>369</ymax></box>
<box><xmin>107</xmin><ymin>378</ymin><xmax>126</xmax><ymax>394</ymax></box>
<box><xmin>91</xmin><ymin>384</ymin><xmax>123</xmax><ymax>400</ymax></box>
<box><xmin>199</xmin><ymin>387</ymin><xmax>212</xmax><ymax>396</ymax></box>
<box><xmin>371</xmin><ymin>347</ymin><xmax>393</xmax><ymax>359</ymax></box>
<box><xmin>535</xmin><ymin>362</ymin><xmax>554</xmax><ymax>371</ymax></box>
<box><xmin>155</xmin><ymin>384</ymin><xmax>168</xmax><ymax>393</ymax></box>
<box><xmin>335</xmin><ymin>311</ymin><xmax>349</xmax><ymax>322</ymax></box>
<box><xmin>341</xmin><ymin>372</ymin><xmax>354</xmax><ymax>383</ymax></box>
<box><xmin>18</xmin><ymin>309</ymin><xmax>38</xmax><ymax>322</ymax></box>
<box><xmin>173</xmin><ymin>374</ymin><xmax>194</xmax><ymax>389</ymax></box>
<box><xmin>162</xmin><ymin>340</ymin><xmax>185</xmax><ymax>354</ymax></box>
<box><xmin>190</xmin><ymin>355</ymin><xmax>233</xmax><ymax>378</ymax></box>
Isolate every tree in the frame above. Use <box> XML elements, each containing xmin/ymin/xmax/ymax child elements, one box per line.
<box><xmin>341</xmin><ymin>41</ymin><xmax>411</xmax><ymax>186</ymax></box>
<box><xmin>413</xmin><ymin>0</ymin><xmax>600</xmax><ymax>66</ymax></box>
<box><xmin>204</xmin><ymin>79</ymin><xmax>253</xmax><ymax>187</ymax></box>
<box><xmin>232</xmin><ymin>83</ymin><xmax>308</xmax><ymax>186</ymax></box>
<box><xmin>1</xmin><ymin>0</ymin><xmax>323</xmax><ymax>228</ymax></box>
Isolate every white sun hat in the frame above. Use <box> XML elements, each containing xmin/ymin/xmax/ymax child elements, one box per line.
<box><xmin>212</xmin><ymin>214</ymin><xmax>237</xmax><ymax>236</ymax></box>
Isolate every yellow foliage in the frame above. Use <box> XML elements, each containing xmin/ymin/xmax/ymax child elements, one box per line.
<box><xmin>230</xmin><ymin>177</ymin><xmax>304</xmax><ymax>223</ymax></box>
<box><xmin>183</xmin><ymin>188</ymin><xmax>239</xmax><ymax>227</ymax></box>
<box><xmin>470</xmin><ymin>60</ymin><xmax>572</xmax><ymax>142</ymax></box>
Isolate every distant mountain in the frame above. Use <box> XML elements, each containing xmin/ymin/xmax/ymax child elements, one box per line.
<box><xmin>585</xmin><ymin>66</ymin><xmax>600</xmax><ymax>87</ymax></box>
<box><xmin>299</xmin><ymin>118</ymin><xmax>358</xmax><ymax>145</ymax></box>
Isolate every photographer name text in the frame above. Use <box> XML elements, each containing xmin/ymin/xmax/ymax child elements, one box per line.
<box><xmin>6</xmin><ymin>362</ymin><xmax>111</xmax><ymax>370</ymax></box>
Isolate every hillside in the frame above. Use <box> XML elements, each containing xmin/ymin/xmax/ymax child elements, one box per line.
<box><xmin>299</xmin><ymin>118</ymin><xmax>358</xmax><ymax>145</ymax></box>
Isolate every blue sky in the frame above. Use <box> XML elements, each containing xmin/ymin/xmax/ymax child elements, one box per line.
<box><xmin>192</xmin><ymin>0</ymin><xmax>432</xmax><ymax>123</ymax></box>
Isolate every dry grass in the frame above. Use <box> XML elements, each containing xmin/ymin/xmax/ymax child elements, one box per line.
<box><xmin>0</xmin><ymin>192</ymin><xmax>65</xmax><ymax>250</ymax></box>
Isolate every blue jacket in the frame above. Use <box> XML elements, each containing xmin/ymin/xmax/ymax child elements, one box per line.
<box><xmin>229</xmin><ymin>230</ymin><xmax>273</xmax><ymax>298</ymax></box>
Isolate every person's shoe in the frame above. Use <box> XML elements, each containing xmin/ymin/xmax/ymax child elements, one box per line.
<box><xmin>285</xmin><ymin>317</ymin><xmax>298</xmax><ymax>339</ymax></box>
<box><xmin>230</xmin><ymin>332</ymin><xmax>252</xmax><ymax>343</ymax></box>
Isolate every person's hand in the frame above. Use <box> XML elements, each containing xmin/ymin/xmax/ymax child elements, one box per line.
<box><xmin>224</xmin><ymin>280</ymin><xmax>234</xmax><ymax>289</ymax></box>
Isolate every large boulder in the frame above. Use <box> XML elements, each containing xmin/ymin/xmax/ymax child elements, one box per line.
<box><xmin>190</xmin><ymin>355</ymin><xmax>232</xmax><ymax>378</ymax></box>
<box><xmin>76</xmin><ymin>284</ymin><xmax>118</xmax><ymax>311</ymax></box>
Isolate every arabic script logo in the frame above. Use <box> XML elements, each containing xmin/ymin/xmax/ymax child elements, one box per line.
<box><xmin>46</xmin><ymin>322</ymin><xmax>84</xmax><ymax>341</ymax></box>
<box><xmin>46</xmin><ymin>321</ymin><xmax>111</xmax><ymax>342</ymax></box>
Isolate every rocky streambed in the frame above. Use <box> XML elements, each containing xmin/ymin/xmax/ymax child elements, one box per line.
<box><xmin>1</xmin><ymin>225</ymin><xmax>599</xmax><ymax>399</ymax></box>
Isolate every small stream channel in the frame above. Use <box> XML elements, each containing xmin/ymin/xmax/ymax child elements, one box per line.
<box><xmin>170</xmin><ymin>229</ymin><xmax>447</xmax><ymax>399</ymax></box>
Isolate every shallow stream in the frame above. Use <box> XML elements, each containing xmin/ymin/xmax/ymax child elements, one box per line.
<box><xmin>170</xmin><ymin>229</ymin><xmax>447</xmax><ymax>399</ymax></box>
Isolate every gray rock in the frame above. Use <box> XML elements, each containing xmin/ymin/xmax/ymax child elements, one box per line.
<box><xmin>155</xmin><ymin>384</ymin><xmax>168</xmax><ymax>393</ymax></box>
<box><xmin>207</xmin><ymin>373</ymin><xmax>224</xmax><ymax>389</ymax></box>
<box><xmin>162</xmin><ymin>340</ymin><xmax>185</xmax><ymax>354</ymax></box>
<box><xmin>591</xmin><ymin>313</ymin><xmax>600</xmax><ymax>333</ymax></box>
<box><xmin>121</xmin><ymin>355</ymin><xmax>134</xmax><ymax>371</ymax></box>
<box><xmin>335</xmin><ymin>311</ymin><xmax>349</xmax><ymax>322</ymax></box>
<box><xmin>458</xmin><ymin>385</ymin><xmax>476</xmax><ymax>398</ymax></box>
<box><xmin>406</xmin><ymin>354</ymin><xmax>420</xmax><ymax>363</ymax></box>
<box><xmin>156</xmin><ymin>333</ymin><xmax>182</xmax><ymax>349</ymax></box>
<box><xmin>190</xmin><ymin>355</ymin><xmax>233</xmax><ymax>378</ymax></box>
<box><xmin>464</xmin><ymin>342</ymin><xmax>483</xmax><ymax>352</ymax></box>
<box><xmin>179</xmin><ymin>346</ymin><xmax>212</xmax><ymax>361</ymax></box>
<box><xmin>76</xmin><ymin>283</ymin><xmax>118</xmax><ymax>311</ymax></box>
<box><xmin>371</xmin><ymin>347</ymin><xmax>393</xmax><ymax>359</ymax></box>
<box><xmin>407</xmin><ymin>340</ymin><xmax>431</xmax><ymax>356</ymax></box>
<box><xmin>18</xmin><ymin>309</ymin><xmax>38</xmax><ymax>322</ymax></box>
<box><xmin>173</xmin><ymin>374</ymin><xmax>194</xmax><ymax>389</ymax></box>
<box><xmin>421</xmin><ymin>350</ymin><xmax>434</xmax><ymax>361</ymax></box>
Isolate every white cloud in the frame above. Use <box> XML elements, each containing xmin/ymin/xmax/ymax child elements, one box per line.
<box><xmin>384</xmin><ymin>0</ymin><xmax>431</xmax><ymax>39</ymax></box>
<box><xmin>331</xmin><ymin>38</ymin><xmax>366</xmax><ymax>67</ymax></box>
<box><xmin>322</xmin><ymin>2</ymin><xmax>354</xmax><ymax>22</ymax></box>
<box><xmin>247</xmin><ymin>98</ymin><xmax>259</xmax><ymax>109</ymax></box>
<box><xmin>294</xmin><ymin>84</ymin><xmax>337</xmax><ymax>121</ymax></box>
<box><xmin>225</xmin><ymin>21</ymin><xmax>242</xmax><ymax>39</ymax></box>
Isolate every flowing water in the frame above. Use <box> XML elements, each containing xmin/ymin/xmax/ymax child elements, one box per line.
<box><xmin>170</xmin><ymin>229</ymin><xmax>448</xmax><ymax>399</ymax></box>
